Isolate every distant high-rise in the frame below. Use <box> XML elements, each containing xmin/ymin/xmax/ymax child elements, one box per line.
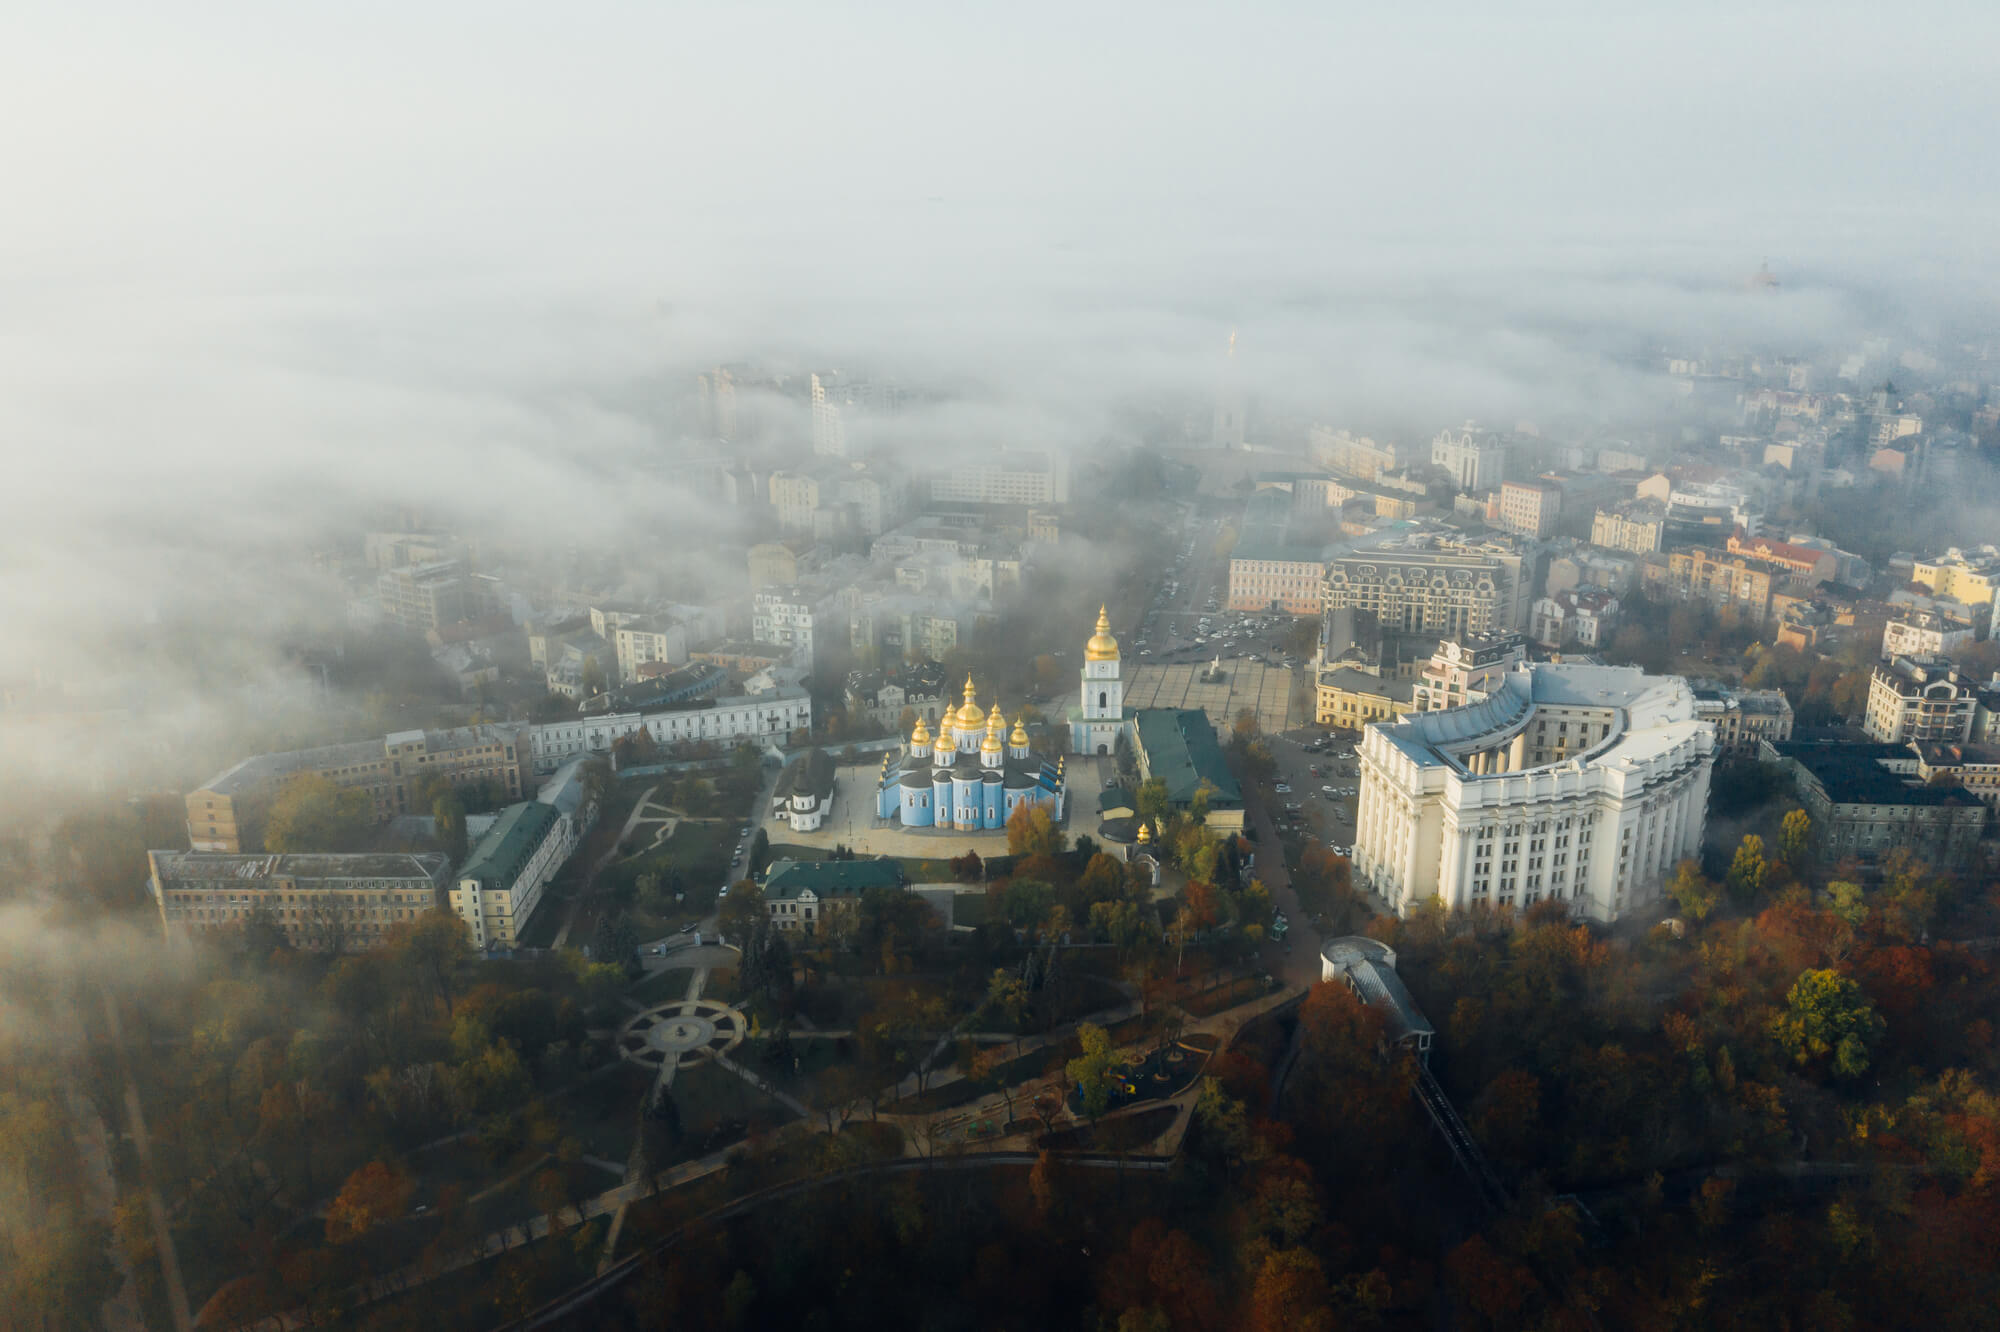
<box><xmin>697</xmin><ymin>368</ymin><xmax>737</xmax><ymax>441</ymax></box>
<box><xmin>810</xmin><ymin>372</ymin><xmax>849</xmax><ymax>457</ymax></box>
<box><xmin>1212</xmin><ymin>328</ymin><xmax>1245</xmax><ymax>449</ymax></box>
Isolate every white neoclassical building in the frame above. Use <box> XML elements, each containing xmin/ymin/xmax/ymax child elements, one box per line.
<box><xmin>1353</xmin><ymin>663</ymin><xmax>1716</xmax><ymax>924</ymax></box>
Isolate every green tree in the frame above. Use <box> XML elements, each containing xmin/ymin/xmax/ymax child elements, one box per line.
<box><xmin>433</xmin><ymin>789</ymin><xmax>469</xmax><ymax>863</ymax></box>
<box><xmin>1725</xmin><ymin>833</ymin><xmax>1767</xmax><ymax>903</ymax></box>
<box><xmin>1666</xmin><ymin>859</ymin><xmax>1721</xmax><ymax>922</ymax></box>
<box><xmin>1769</xmin><ymin>967</ymin><xmax>1885</xmax><ymax>1078</ymax></box>
<box><xmin>1065</xmin><ymin>1021</ymin><xmax>1122</xmax><ymax>1121</ymax></box>
<box><xmin>593</xmin><ymin>911</ymin><xmax>641</xmax><ymax>976</ymax></box>
<box><xmin>1827</xmin><ymin>879</ymin><xmax>1867</xmax><ymax>927</ymax></box>
<box><xmin>262</xmin><ymin>774</ymin><xmax>374</xmax><ymax>853</ymax></box>
<box><xmin>1134</xmin><ymin>777</ymin><xmax>1170</xmax><ymax>824</ymax></box>
<box><xmin>582</xmin><ymin>656</ymin><xmax>606</xmax><ymax>697</ymax></box>
<box><xmin>717</xmin><ymin>881</ymin><xmax>765</xmax><ymax>944</ymax></box>
<box><xmin>986</xmin><ymin>969</ymin><xmax>1031</xmax><ymax>1033</ymax></box>
<box><xmin>1779</xmin><ymin>808</ymin><xmax>1812</xmax><ymax>867</ymax></box>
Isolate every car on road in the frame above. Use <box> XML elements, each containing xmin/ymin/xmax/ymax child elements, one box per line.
<box><xmin>1321</xmin><ymin>784</ymin><xmax>1336</xmax><ymax>793</ymax></box>
<box><xmin>679</xmin><ymin>922</ymin><xmax>698</xmax><ymax>934</ymax></box>
<box><xmin>1274</xmin><ymin>783</ymin><xmax>1291</xmax><ymax>793</ymax></box>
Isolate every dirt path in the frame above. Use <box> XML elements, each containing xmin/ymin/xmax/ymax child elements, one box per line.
<box><xmin>104</xmin><ymin>992</ymin><xmax>193</xmax><ymax>1332</ymax></box>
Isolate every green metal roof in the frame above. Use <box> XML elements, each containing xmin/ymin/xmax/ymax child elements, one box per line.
<box><xmin>457</xmin><ymin>801</ymin><xmax>561</xmax><ymax>891</ymax></box>
<box><xmin>1132</xmin><ymin>709</ymin><xmax>1242</xmax><ymax>808</ymax></box>
<box><xmin>763</xmin><ymin>857</ymin><xmax>906</xmax><ymax>901</ymax></box>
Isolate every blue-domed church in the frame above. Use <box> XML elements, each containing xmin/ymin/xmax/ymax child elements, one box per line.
<box><xmin>873</xmin><ymin>674</ymin><xmax>1066</xmax><ymax>831</ymax></box>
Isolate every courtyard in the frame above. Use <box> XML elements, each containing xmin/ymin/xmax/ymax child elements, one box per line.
<box><xmin>757</xmin><ymin>753</ymin><xmax>1115</xmax><ymax>857</ymax></box>
<box><xmin>1119</xmin><ymin>658</ymin><xmax>1299</xmax><ymax>735</ymax></box>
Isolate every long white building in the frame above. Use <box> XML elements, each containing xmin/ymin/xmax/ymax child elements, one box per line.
<box><xmin>528</xmin><ymin>687</ymin><xmax>812</xmax><ymax>774</ymax></box>
<box><xmin>1353</xmin><ymin>664</ymin><xmax>1715</xmax><ymax>924</ymax></box>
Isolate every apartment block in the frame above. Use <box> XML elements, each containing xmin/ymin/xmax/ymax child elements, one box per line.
<box><xmin>149</xmin><ymin>850</ymin><xmax>450</xmax><ymax>952</ymax></box>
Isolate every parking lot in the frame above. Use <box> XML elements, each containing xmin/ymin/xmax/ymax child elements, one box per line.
<box><xmin>1265</xmin><ymin>726</ymin><xmax>1364</xmax><ymax>853</ymax></box>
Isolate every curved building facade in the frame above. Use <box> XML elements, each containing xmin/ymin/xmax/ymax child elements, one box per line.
<box><xmin>1353</xmin><ymin>663</ymin><xmax>1715</xmax><ymax>923</ymax></box>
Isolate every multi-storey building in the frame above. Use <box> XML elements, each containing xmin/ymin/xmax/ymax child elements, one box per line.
<box><xmin>1430</xmin><ymin>426</ymin><xmax>1506</xmax><ymax>491</ymax></box>
<box><xmin>1227</xmin><ymin>544</ymin><xmax>1327</xmax><ymax>614</ymax></box>
<box><xmin>1764</xmin><ymin>740</ymin><xmax>1986</xmax><ymax>869</ymax></box>
<box><xmin>1690</xmin><ymin>684</ymin><xmax>1795</xmax><ymax>756</ymax></box>
<box><xmin>1353</xmin><ymin>664</ymin><xmax>1716</xmax><ymax>923</ymax></box>
<box><xmin>1641</xmin><ymin>548</ymin><xmax>1786</xmax><ymax>626</ymax></box>
<box><xmin>846</xmin><ymin>661</ymin><xmax>950</xmax><ymax>729</ymax></box>
<box><xmin>1864</xmin><ymin>655</ymin><xmax>1978</xmax><ymax>744</ymax></box>
<box><xmin>752</xmin><ymin>586</ymin><xmax>819</xmax><ymax>668</ymax></box>
<box><xmin>1910</xmin><ymin>742</ymin><xmax>2000</xmax><ymax>811</ymax></box>
<box><xmin>149</xmin><ymin>851</ymin><xmax>450</xmax><ymax>952</ymax></box>
<box><xmin>768</xmin><ymin>470</ymin><xmax>822</xmax><ymax>533</ymax></box>
<box><xmin>928</xmin><ymin>451</ymin><xmax>1069</xmax><ymax>506</ymax></box>
<box><xmin>1316</xmin><ymin>667</ymin><xmax>1416</xmax><ymax>728</ymax></box>
<box><xmin>613</xmin><ymin>618</ymin><xmax>688</xmax><ymax>684</ymax></box>
<box><xmin>449</xmin><ymin>801</ymin><xmax>577</xmax><ymax>951</ymax></box>
<box><xmin>378</xmin><ymin>560</ymin><xmax>491</xmax><ymax>633</ymax></box>
<box><xmin>187</xmin><ymin>724</ymin><xmax>530</xmax><ymax>853</ymax></box>
<box><xmin>1494</xmin><ymin>479</ymin><xmax>1562</xmax><ymax>538</ymax></box>
<box><xmin>748</xmin><ymin>541</ymin><xmax>801</xmax><ymax>592</ymax></box>
<box><xmin>1068</xmin><ymin>606</ymin><xmax>1128</xmax><ymax>756</ymax></box>
<box><xmin>528</xmin><ymin>687</ymin><xmax>811</xmax><ymax>773</ymax></box>
<box><xmin>1308</xmin><ymin>426</ymin><xmax>1397</xmax><ymax>480</ymax></box>
<box><xmin>1529</xmin><ymin>588</ymin><xmax>1619</xmax><ymax>649</ymax></box>
<box><xmin>1882</xmin><ymin>609</ymin><xmax>1976</xmax><ymax>661</ymax></box>
<box><xmin>1322</xmin><ymin>546</ymin><xmax>1522</xmax><ymax>639</ymax></box>
<box><xmin>1410</xmin><ymin>635</ymin><xmax>1526</xmax><ymax>712</ymax></box>
<box><xmin>1725</xmin><ymin>530</ymin><xmax>1837</xmax><ymax>585</ymax></box>
<box><xmin>1912</xmin><ymin>547</ymin><xmax>2000</xmax><ymax>608</ymax></box>
<box><xmin>1590</xmin><ymin>499</ymin><xmax>1667</xmax><ymax>554</ymax></box>
<box><xmin>762</xmin><ymin>858</ymin><xmax>908</xmax><ymax>937</ymax></box>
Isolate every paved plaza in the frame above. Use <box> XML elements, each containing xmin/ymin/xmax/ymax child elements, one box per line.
<box><xmin>1120</xmin><ymin>658</ymin><xmax>1299</xmax><ymax>735</ymax></box>
<box><xmin>758</xmin><ymin>754</ymin><xmax>1116</xmax><ymax>857</ymax></box>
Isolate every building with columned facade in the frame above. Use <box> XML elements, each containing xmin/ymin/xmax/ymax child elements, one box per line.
<box><xmin>1353</xmin><ymin>663</ymin><xmax>1715</xmax><ymax>924</ymax></box>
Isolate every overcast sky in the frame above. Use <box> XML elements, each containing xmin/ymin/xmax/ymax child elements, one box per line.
<box><xmin>4</xmin><ymin>2</ymin><xmax>1998</xmax><ymax>697</ymax></box>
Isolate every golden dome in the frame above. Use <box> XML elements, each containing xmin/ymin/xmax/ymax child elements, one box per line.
<box><xmin>955</xmin><ymin>674</ymin><xmax>985</xmax><ymax>727</ymax></box>
<box><xmin>1010</xmin><ymin>716</ymin><xmax>1030</xmax><ymax>747</ymax></box>
<box><xmin>910</xmin><ymin>715</ymin><xmax>931</xmax><ymax>747</ymax></box>
<box><xmin>1136</xmin><ymin>820</ymin><xmax>1152</xmax><ymax>843</ymax></box>
<box><xmin>1084</xmin><ymin>605</ymin><xmax>1120</xmax><ymax>662</ymax></box>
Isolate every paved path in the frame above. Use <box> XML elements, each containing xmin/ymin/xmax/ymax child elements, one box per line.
<box><xmin>554</xmin><ymin>784</ymin><xmax>659</xmax><ymax>950</ymax></box>
<box><xmin>104</xmin><ymin>992</ymin><xmax>193</xmax><ymax>1332</ymax></box>
<box><xmin>275</xmin><ymin>972</ymin><xmax>1304</xmax><ymax>1328</ymax></box>
<box><xmin>63</xmin><ymin>1076</ymin><xmax>145</xmax><ymax>1331</ymax></box>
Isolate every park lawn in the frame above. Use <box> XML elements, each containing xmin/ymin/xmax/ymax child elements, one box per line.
<box><xmin>661</xmin><ymin>1061</ymin><xmax>795</xmax><ymax>1163</ymax></box>
<box><xmin>564</xmin><ymin>1061</ymin><xmax>655</xmax><ymax>1164</ymax></box>
<box><xmin>601</xmin><ymin>819</ymin><xmax>735</xmax><ymax>900</ymax></box>
<box><xmin>627</xmin><ymin>966</ymin><xmax>696</xmax><ymax>1007</ymax></box>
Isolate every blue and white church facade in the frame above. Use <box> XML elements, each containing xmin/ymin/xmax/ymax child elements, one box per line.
<box><xmin>874</xmin><ymin>675</ymin><xmax>1066</xmax><ymax>831</ymax></box>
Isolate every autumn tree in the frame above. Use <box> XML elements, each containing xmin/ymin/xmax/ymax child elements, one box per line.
<box><xmin>1779</xmin><ymin>808</ymin><xmax>1812</xmax><ymax>867</ymax></box>
<box><xmin>1066</xmin><ymin>1022</ymin><xmax>1123</xmax><ymax>1121</ymax></box>
<box><xmin>1248</xmin><ymin>1247</ymin><xmax>1335</xmax><ymax>1332</ymax></box>
<box><xmin>1007</xmin><ymin>803</ymin><xmax>1066</xmax><ymax>858</ymax></box>
<box><xmin>262</xmin><ymin>773</ymin><xmax>373</xmax><ymax>853</ymax></box>
<box><xmin>1769</xmin><ymin>967</ymin><xmax>1885</xmax><ymax>1079</ymax></box>
<box><xmin>325</xmin><ymin>1160</ymin><xmax>413</xmax><ymax>1243</ymax></box>
<box><xmin>1667</xmin><ymin>859</ymin><xmax>1721</xmax><ymax>922</ymax></box>
<box><xmin>1725</xmin><ymin>833</ymin><xmax>1768</xmax><ymax>903</ymax></box>
<box><xmin>1134</xmin><ymin>777</ymin><xmax>1170</xmax><ymax>823</ymax></box>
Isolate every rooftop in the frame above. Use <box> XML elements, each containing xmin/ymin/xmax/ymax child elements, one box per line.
<box><xmin>763</xmin><ymin>857</ymin><xmax>907</xmax><ymax>901</ymax></box>
<box><xmin>1773</xmin><ymin>742</ymin><xmax>1982</xmax><ymax>808</ymax></box>
<box><xmin>1133</xmin><ymin>708</ymin><xmax>1243</xmax><ymax>807</ymax></box>
<box><xmin>150</xmin><ymin>851</ymin><xmax>449</xmax><ymax>886</ymax></box>
<box><xmin>458</xmin><ymin>801</ymin><xmax>563</xmax><ymax>890</ymax></box>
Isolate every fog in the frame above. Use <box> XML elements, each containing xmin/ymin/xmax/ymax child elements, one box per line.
<box><xmin>3</xmin><ymin>2</ymin><xmax>1999</xmax><ymax>813</ymax></box>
